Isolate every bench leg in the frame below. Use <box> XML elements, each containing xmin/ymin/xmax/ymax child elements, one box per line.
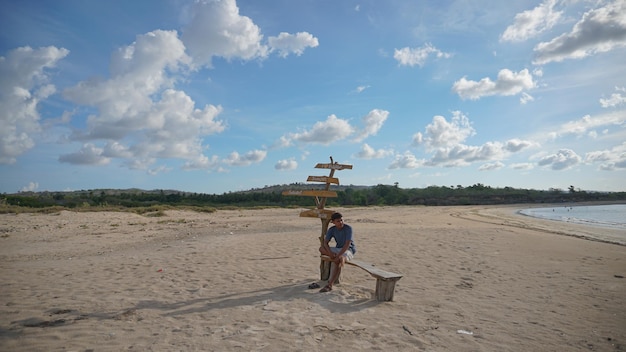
<box><xmin>320</xmin><ymin>259</ymin><xmax>331</xmax><ymax>281</ymax></box>
<box><xmin>375</xmin><ymin>278</ymin><xmax>401</xmax><ymax>301</ymax></box>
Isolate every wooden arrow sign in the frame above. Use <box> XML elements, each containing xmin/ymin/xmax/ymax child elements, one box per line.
<box><xmin>299</xmin><ymin>209</ymin><xmax>335</xmax><ymax>219</ymax></box>
<box><xmin>315</xmin><ymin>163</ymin><xmax>353</xmax><ymax>170</ymax></box>
<box><xmin>282</xmin><ymin>190</ymin><xmax>338</xmax><ymax>197</ymax></box>
<box><xmin>307</xmin><ymin>176</ymin><xmax>339</xmax><ymax>184</ymax></box>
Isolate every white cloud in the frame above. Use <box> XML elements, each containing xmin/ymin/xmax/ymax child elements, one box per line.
<box><xmin>533</xmin><ymin>1</ymin><xmax>626</xmax><ymax>64</ymax></box>
<box><xmin>20</xmin><ymin>181</ymin><xmax>39</xmax><ymax>192</ymax></box>
<box><xmin>62</xmin><ymin>31</ymin><xmax>226</xmax><ymax>169</ymax></box>
<box><xmin>452</xmin><ymin>69</ymin><xmax>535</xmax><ymax>100</ymax></box>
<box><xmin>223</xmin><ymin>149</ymin><xmax>267</xmax><ymax>166</ymax></box>
<box><xmin>275</xmin><ymin>158</ymin><xmax>298</xmax><ymax>170</ymax></box>
<box><xmin>500</xmin><ymin>0</ymin><xmax>563</xmax><ymax>42</ymax></box>
<box><xmin>600</xmin><ymin>86</ymin><xmax>626</xmax><ymax>108</ymax></box>
<box><xmin>354</xmin><ymin>143</ymin><xmax>394</xmax><ymax>159</ymax></box>
<box><xmin>125</xmin><ymin>157</ymin><xmax>157</xmax><ymax>171</ymax></box>
<box><xmin>181</xmin><ymin>0</ymin><xmax>268</xmax><ymax>67</ymax></box>
<box><xmin>268</xmin><ymin>32</ymin><xmax>319</xmax><ymax>58</ymax></box>
<box><xmin>183</xmin><ymin>155</ymin><xmax>220</xmax><ymax>170</ymax></box>
<box><xmin>394</xmin><ymin>43</ymin><xmax>451</xmax><ymax>67</ymax></box>
<box><xmin>0</xmin><ymin>46</ymin><xmax>69</xmax><ymax>164</ymax></box>
<box><xmin>413</xmin><ymin>111</ymin><xmax>475</xmax><ymax>149</ymax></box>
<box><xmin>520</xmin><ymin>92</ymin><xmax>535</xmax><ymax>104</ymax></box>
<box><xmin>510</xmin><ymin>162</ymin><xmax>535</xmax><ymax>170</ymax></box>
<box><xmin>505</xmin><ymin>138</ymin><xmax>536</xmax><ymax>152</ymax></box>
<box><xmin>284</xmin><ymin>114</ymin><xmax>354</xmax><ymax>145</ymax></box>
<box><xmin>414</xmin><ymin>113</ymin><xmax>535</xmax><ymax>167</ymax></box>
<box><xmin>537</xmin><ymin>148</ymin><xmax>581</xmax><ymax>170</ymax></box>
<box><xmin>147</xmin><ymin>165</ymin><xmax>172</xmax><ymax>176</ymax></box>
<box><xmin>103</xmin><ymin>141</ymin><xmax>133</xmax><ymax>158</ymax></box>
<box><xmin>355</xmin><ymin>85</ymin><xmax>370</xmax><ymax>93</ymax></box>
<box><xmin>429</xmin><ymin>142</ymin><xmax>506</xmax><ymax>167</ymax></box>
<box><xmin>585</xmin><ymin>142</ymin><xmax>626</xmax><ymax>170</ymax></box>
<box><xmin>181</xmin><ymin>0</ymin><xmax>318</xmax><ymax>66</ymax></box>
<box><xmin>271</xmin><ymin>135</ymin><xmax>292</xmax><ymax>149</ymax></box>
<box><xmin>479</xmin><ymin>161</ymin><xmax>505</xmax><ymax>171</ymax></box>
<box><xmin>388</xmin><ymin>151</ymin><xmax>423</xmax><ymax>169</ymax></box>
<box><xmin>557</xmin><ymin>111</ymin><xmax>626</xmax><ymax>137</ymax></box>
<box><xmin>59</xmin><ymin>143</ymin><xmax>111</xmax><ymax>165</ymax></box>
<box><xmin>354</xmin><ymin>109</ymin><xmax>389</xmax><ymax>142</ymax></box>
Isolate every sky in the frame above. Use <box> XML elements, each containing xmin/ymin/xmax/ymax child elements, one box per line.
<box><xmin>1</xmin><ymin>0</ymin><xmax>625</xmax><ymax>195</ymax></box>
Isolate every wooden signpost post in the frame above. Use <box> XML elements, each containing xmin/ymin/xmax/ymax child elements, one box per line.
<box><xmin>282</xmin><ymin>156</ymin><xmax>352</xmax><ymax>280</ymax></box>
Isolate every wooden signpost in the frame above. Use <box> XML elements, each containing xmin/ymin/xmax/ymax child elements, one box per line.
<box><xmin>282</xmin><ymin>156</ymin><xmax>352</xmax><ymax>280</ymax></box>
<box><xmin>283</xmin><ymin>157</ymin><xmax>403</xmax><ymax>301</ymax></box>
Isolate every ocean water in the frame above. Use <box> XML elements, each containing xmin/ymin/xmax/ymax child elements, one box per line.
<box><xmin>519</xmin><ymin>204</ymin><xmax>626</xmax><ymax>230</ymax></box>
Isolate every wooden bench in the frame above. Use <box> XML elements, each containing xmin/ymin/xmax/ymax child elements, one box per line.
<box><xmin>321</xmin><ymin>256</ymin><xmax>403</xmax><ymax>301</ymax></box>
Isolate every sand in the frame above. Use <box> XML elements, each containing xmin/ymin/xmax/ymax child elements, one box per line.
<box><xmin>1</xmin><ymin>205</ymin><xmax>624</xmax><ymax>351</ymax></box>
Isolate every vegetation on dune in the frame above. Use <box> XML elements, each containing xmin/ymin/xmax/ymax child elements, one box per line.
<box><xmin>1</xmin><ymin>183</ymin><xmax>624</xmax><ymax>214</ymax></box>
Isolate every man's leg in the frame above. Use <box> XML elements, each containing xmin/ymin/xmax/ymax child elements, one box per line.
<box><xmin>319</xmin><ymin>246</ymin><xmax>331</xmax><ymax>257</ymax></box>
<box><xmin>320</xmin><ymin>255</ymin><xmax>345</xmax><ymax>292</ymax></box>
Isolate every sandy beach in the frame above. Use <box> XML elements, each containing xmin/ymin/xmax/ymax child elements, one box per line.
<box><xmin>1</xmin><ymin>205</ymin><xmax>624</xmax><ymax>351</ymax></box>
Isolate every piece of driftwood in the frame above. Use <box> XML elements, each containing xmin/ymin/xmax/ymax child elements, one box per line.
<box><xmin>321</xmin><ymin>256</ymin><xmax>402</xmax><ymax>301</ymax></box>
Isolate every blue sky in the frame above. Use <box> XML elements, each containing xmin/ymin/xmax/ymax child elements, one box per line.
<box><xmin>1</xmin><ymin>0</ymin><xmax>625</xmax><ymax>194</ymax></box>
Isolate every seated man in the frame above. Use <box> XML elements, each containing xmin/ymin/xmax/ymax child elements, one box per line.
<box><xmin>319</xmin><ymin>212</ymin><xmax>356</xmax><ymax>292</ymax></box>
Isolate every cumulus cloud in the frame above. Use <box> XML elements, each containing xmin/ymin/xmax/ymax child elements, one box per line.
<box><xmin>585</xmin><ymin>142</ymin><xmax>626</xmax><ymax>170</ymax></box>
<box><xmin>533</xmin><ymin>1</ymin><xmax>626</xmax><ymax>64</ymax></box>
<box><xmin>600</xmin><ymin>86</ymin><xmax>626</xmax><ymax>108</ymax></box>
<box><xmin>20</xmin><ymin>181</ymin><xmax>39</xmax><ymax>192</ymax></box>
<box><xmin>412</xmin><ymin>112</ymin><xmax>535</xmax><ymax>167</ymax></box>
<box><xmin>452</xmin><ymin>68</ymin><xmax>535</xmax><ymax>100</ymax></box>
<box><xmin>394</xmin><ymin>43</ymin><xmax>451</xmax><ymax>67</ymax></box>
<box><xmin>268</xmin><ymin>32</ymin><xmax>319</xmax><ymax>58</ymax></box>
<box><xmin>505</xmin><ymin>138</ymin><xmax>536</xmax><ymax>152</ymax></box>
<box><xmin>429</xmin><ymin>142</ymin><xmax>507</xmax><ymax>167</ymax></box>
<box><xmin>181</xmin><ymin>0</ymin><xmax>268</xmax><ymax>67</ymax></box>
<box><xmin>286</xmin><ymin>114</ymin><xmax>353</xmax><ymax>145</ymax></box>
<box><xmin>0</xmin><ymin>46</ymin><xmax>69</xmax><ymax>164</ymax></box>
<box><xmin>353</xmin><ymin>109</ymin><xmax>389</xmax><ymax>142</ymax></box>
<box><xmin>223</xmin><ymin>149</ymin><xmax>267</xmax><ymax>166</ymax></box>
<box><xmin>388</xmin><ymin>151</ymin><xmax>423</xmax><ymax>169</ymax></box>
<box><xmin>181</xmin><ymin>0</ymin><xmax>318</xmax><ymax>66</ymax></box>
<box><xmin>537</xmin><ymin>148</ymin><xmax>581</xmax><ymax>170</ymax></box>
<box><xmin>59</xmin><ymin>143</ymin><xmax>111</xmax><ymax>165</ymax></box>
<box><xmin>279</xmin><ymin>109</ymin><xmax>388</xmax><ymax>147</ymax></box>
<box><xmin>61</xmin><ymin>30</ymin><xmax>226</xmax><ymax>168</ymax></box>
<box><xmin>412</xmin><ymin>111</ymin><xmax>475</xmax><ymax>149</ymax></box>
<box><xmin>275</xmin><ymin>158</ymin><xmax>298</xmax><ymax>170</ymax></box>
<box><xmin>354</xmin><ymin>143</ymin><xmax>394</xmax><ymax>159</ymax></box>
<box><xmin>500</xmin><ymin>0</ymin><xmax>563</xmax><ymax>42</ymax></box>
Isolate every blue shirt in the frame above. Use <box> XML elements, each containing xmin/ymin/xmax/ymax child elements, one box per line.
<box><xmin>325</xmin><ymin>224</ymin><xmax>356</xmax><ymax>254</ymax></box>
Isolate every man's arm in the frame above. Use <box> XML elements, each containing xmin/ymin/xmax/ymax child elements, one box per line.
<box><xmin>322</xmin><ymin>237</ymin><xmax>336</xmax><ymax>259</ymax></box>
<box><xmin>335</xmin><ymin>239</ymin><xmax>351</xmax><ymax>260</ymax></box>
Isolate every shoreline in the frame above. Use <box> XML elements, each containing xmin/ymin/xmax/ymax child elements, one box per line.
<box><xmin>465</xmin><ymin>204</ymin><xmax>626</xmax><ymax>246</ymax></box>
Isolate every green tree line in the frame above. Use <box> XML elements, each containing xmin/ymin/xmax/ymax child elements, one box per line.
<box><xmin>2</xmin><ymin>184</ymin><xmax>625</xmax><ymax>210</ymax></box>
